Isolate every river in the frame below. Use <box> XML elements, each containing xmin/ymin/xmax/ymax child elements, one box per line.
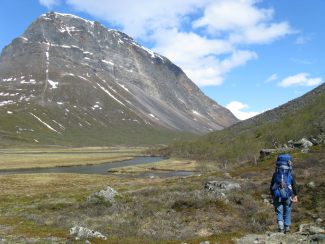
<box><xmin>0</xmin><ymin>157</ymin><xmax>196</xmax><ymax>178</ymax></box>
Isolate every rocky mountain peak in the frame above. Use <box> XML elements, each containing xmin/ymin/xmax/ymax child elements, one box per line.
<box><xmin>0</xmin><ymin>11</ymin><xmax>238</xmax><ymax>146</ymax></box>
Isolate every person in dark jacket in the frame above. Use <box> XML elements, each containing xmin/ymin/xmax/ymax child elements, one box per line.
<box><xmin>270</xmin><ymin>174</ymin><xmax>298</xmax><ymax>233</ymax></box>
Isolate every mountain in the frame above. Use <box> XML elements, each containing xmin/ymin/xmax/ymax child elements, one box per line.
<box><xmin>0</xmin><ymin>11</ymin><xmax>238</xmax><ymax>146</ymax></box>
<box><xmin>157</xmin><ymin>82</ymin><xmax>325</xmax><ymax>160</ymax></box>
<box><xmin>227</xmin><ymin>82</ymin><xmax>325</xmax><ymax>133</ymax></box>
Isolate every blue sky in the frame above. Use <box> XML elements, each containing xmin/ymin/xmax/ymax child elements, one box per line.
<box><xmin>1</xmin><ymin>0</ymin><xmax>324</xmax><ymax>120</ymax></box>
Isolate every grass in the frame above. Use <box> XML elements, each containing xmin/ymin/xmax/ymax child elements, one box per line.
<box><xmin>0</xmin><ymin>147</ymin><xmax>143</xmax><ymax>170</ymax></box>
<box><xmin>108</xmin><ymin>158</ymin><xmax>200</xmax><ymax>175</ymax></box>
<box><xmin>0</xmin><ymin>101</ymin><xmax>200</xmax><ymax>148</ymax></box>
<box><xmin>0</xmin><ymin>147</ymin><xmax>324</xmax><ymax>243</ymax></box>
<box><xmin>108</xmin><ymin>158</ymin><xmax>223</xmax><ymax>175</ymax></box>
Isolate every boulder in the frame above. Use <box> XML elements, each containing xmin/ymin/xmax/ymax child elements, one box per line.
<box><xmin>294</xmin><ymin>138</ymin><xmax>313</xmax><ymax>148</ymax></box>
<box><xmin>260</xmin><ymin>149</ymin><xmax>277</xmax><ymax>158</ymax></box>
<box><xmin>309</xmin><ymin>226</ymin><xmax>325</xmax><ymax>235</ymax></box>
<box><xmin>87</xmin><ymin>186</ymin><xmax>122</xmax><ymax>203</ymax></box>
<box><xmin>311</xmin><ymin>137</ymin><xmax>322</xmax><ymax>146</ymax></box>
<box><xmin>311</xmin><ymin>234</ymin><xmax>325</xmax><ymax>243</ymax></box>
<box><xmin>69</xmin><ymin>226</ymin><xmax>107</xmax><ymax>240</ymax></box>
<box><xmin>301</xmin><ymin>148</ymin><xmax>311</xmax><ymax>153</ymax></box>
<box><xmin>205</xmin><ymin>181</ymin><xmax>241</xmax><ymax>192</ymax></box>
<box><xmin>307</xmin><ymin>182</ymin><xmax>316</xmax><ymax>188</ymax></box>
<box><xmin>316</xmin><ymin>218</ymin><xmax>324</xmax><ymax>226</ymax></box>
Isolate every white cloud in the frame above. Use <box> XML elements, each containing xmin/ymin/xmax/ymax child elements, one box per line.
<box><xmin>39</xmin><ymin>0</ymin><xmax>60</xmax><ymax>8</ymax></box>
<box><xmin>57</xmin><ymin>0</ymin><xmax>294</xmax><ymax>87</ymax></box>
<box><xmin>230</xmin><ymin>22</ymin><xmax>292</xmax><ymax>44</ymax></box>
<box><xmin>265</xmin><ymin>74</ymin><xmax>278</xmax><ymax>83</ymax></box>
<box><xmin>194</xmin><ymin>0</ymin><xmax>292</xmax><ymax>44</ymax></box>
<box><xmin>193</xmin><ymin>0</ymin><xmax>273</xmax><ymax>31</ymax></box>
<box><xmin>66</xmin><ymin>0</ymin><xmax>206</xmax><ymax>38</ymax></box>
<box><xmin>296</xmin><ymin>35</ymin><xmax>311</xmax><ymax>44</ymax></box>
<box><xmin>278</xmin><ymin>73</ymin><xmax>323</xmax><ymax>87</ymax></box>
<box><xmin>226</xmin><ymin>101</ymin><xmax>260</xmax><ymax>120</ymax></box>
<box><xmin>291</xmin><ymin>58</ymin><xmax>313</xmax><ymax>65</ymax></box>
<box><xmin>152</xmin><ymin>29</ymin><xmax>257</xmax><ymax>86</ymax></box>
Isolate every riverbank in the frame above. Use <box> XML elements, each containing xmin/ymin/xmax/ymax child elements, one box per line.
<box><xmin>107</xmin><ymin>158</ymin><xmax>199</xmax><ymax>175</ymax></box>
<box><xmin>0</xmin><ymin>147</ymin><xmax>213</xmax><ymax>176</ymax></box>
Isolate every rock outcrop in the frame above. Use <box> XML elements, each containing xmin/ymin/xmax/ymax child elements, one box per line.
<box><xmin>69</xmin><ymin>226</ymin><xmax>107</xmax><ymax>240</ymax></box>
<box><xmin>235</xmin><ymin>220</ymin><xmax>325</xmax><ymax>244</ymax></box>
<box><xmin>204</xmin><ymin>181</ymin><xmax>241</xmax><ymax>193</ymax></box>
<box><xmin>260</xmin><ymin>134</ymin><xmax>325</xmax><ymax>157</ymax></box>
<box><xmin>87</xmin><ymin>186</ymin><xmax>122</xmax><ymax>203</ymax></box>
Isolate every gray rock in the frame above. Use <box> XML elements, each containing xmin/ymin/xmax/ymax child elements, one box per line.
<box><xmin>263</xmin><ymin>199</ymin><xmax>269</xmax><ymax>203</ymax></box>
<box><xmin>294</xmin><ymin>138</ymin><xmax>313</xmax><ymax>148</ymax></box>
<box><xmin>199</xmin><ymin>242</ymin><xmax>210</xmax><ymax>244</ymax></box>
<box><xmin>301</xmin><ymin>148</ymin><xmax>311</xmax><ymax>153</ymax></box>
<box><xmin>205</xmin><ymin>181</ymin><xmax>241</xmax><ymax>192</ymax></box>
<box><xmin>311</xmin><ymin>233</ymin><xmax>325</xmax><ymax>242</ymax></box>
<box><xmin>299</xmin><ymin>223</ymin><xmax>311</xmax><ymax>233</ymax></box>
<box><xmin>307</xmin><ymin>182</ymin><xmax>316</xmax><ymax>188</ymax></box>
<box><xmin>310</xmin><ymin>226</ymin><xmax>325</xmax><ymax>235</ymax></box>
<box><xmin>317</xmin><ymin>134</ymin><xmax>325</xmax><ymax>143</ymax></box>
<box><xmin>316</xmin><ymin>218</ymin><xmax>324</xmax><ymax>226</ymax></box>
<box><xmin>87</xmin><ymin>186</ymin><xmax>122</xmax><ymax>203</ymax></box>
<box><xmin>69</xmin><ymin>226</ymin><xmax>107</xmax><ymax>240</ymax></box>
<box><xmin>311</xmin><ymin>137</ymin><xmax>322</xmax><ymax>146</ymax></box>
<box><xmin>223</xmin><ymin>172</ymin><xmax>232</xmax><ymax>178</ymax></box>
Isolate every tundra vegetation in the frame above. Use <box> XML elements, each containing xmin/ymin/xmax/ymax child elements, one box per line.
<box><xmin>0</xmin><ymin>146</ymin><xmax>324</xmax><ymax>243</ymax></box>
<box><xmin>152</xmin><ymin>94</ymin><xmax>325</xmax><ymax>164</ymax></box>
<box><xmin>0</xmin><ymin>96</ymin><xmax>324</xmax><ymax>243</ymax></box>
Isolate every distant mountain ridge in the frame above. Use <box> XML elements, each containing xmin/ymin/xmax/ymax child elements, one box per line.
<box><xmin>228</xmin><ymin>82</ymin><xmax>325</xmax><ymax>133</ymax></box>
<box><xmin>0</xmin><ymin>11</ymin><xmax>238</xmax><ymax>146</ymax></box>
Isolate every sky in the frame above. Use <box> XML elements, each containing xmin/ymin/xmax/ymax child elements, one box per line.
<box><xmin>0</xmin><ymin>0</ymin><xmax>324</xmax><ymax>120</ymax></box>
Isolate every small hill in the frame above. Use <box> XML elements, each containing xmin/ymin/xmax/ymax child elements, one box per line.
<box><xmin>157</xmin><ymin>82</ymin><xmax>325</xmax><ymax>162</ymax></box>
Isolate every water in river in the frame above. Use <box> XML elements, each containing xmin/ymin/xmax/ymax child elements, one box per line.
<box><xmin>0</xmin><ymin>157</ymin><xmax>196</xmax><ymax>178</ymax></box>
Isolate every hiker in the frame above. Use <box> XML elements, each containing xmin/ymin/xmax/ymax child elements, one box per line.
<box><xmin>270</xmin><ymin>155</ymin><xmax>298</xmax><ymax>234</ymax></box>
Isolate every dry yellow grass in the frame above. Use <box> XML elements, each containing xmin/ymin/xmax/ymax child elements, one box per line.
<box><xmin>0</xmin><ymin>147</ymin><xmax>145</xmax><ymax>170</ymax></box>
<box><xmin>0</xmin><ymin>154</ymin><xmax>136</xmax><ymax>170</ymax></box>
<box><xmin>107</xmin><ymin>158</ymin><xmax>221</xmax><ymax>175</ymax></box>
<box><xmin>108</xmin><ymin>158</ymin><xmax>198</xmax><ymax>174</ymax></box>
<box><xmin>0</xmin><ymin>172</ymin><xmax>169</xmax><ymax>214</ymax></box>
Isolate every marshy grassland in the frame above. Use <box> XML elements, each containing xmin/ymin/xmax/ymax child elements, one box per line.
<box><xmin>0</xmin><ymin>147</ymin><xmax>143</xmax><ymax>170</ymax></box>
<box><xmin>0</xmin><ymin>146</ymin><xmax>324</xmax><ymax>243</ymax></box>
<box><xmin>107</xmin><ymin>158</ymin><xmax>212</xmax><ymax>175</ymax></box>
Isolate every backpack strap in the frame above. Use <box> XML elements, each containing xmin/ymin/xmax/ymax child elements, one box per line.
<box><xmin>277</xmin><ymin>165</ymin><xmax>292</xmax><ymax>170</ymax></box>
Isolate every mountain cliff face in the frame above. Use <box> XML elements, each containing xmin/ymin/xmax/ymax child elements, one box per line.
<box><xmin>0</xmin><ymin>11</ymin><xmax>238</xmax><ymax>146</ymax></box>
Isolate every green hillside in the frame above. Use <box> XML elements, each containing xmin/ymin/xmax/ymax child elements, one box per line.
<box><xmin>155</xmin><ymin>93</ymin><xmax>325</xmax><ymax>164</ymax></box>
<box><xmin>0</xmin><ymin>105</ymin><xmax>199</xmax><ymax>148</ymax></box>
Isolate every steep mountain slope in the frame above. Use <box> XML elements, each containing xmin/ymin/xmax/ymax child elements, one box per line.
<box><xmin>0</xmin><ymin>11</ymin><xmax>238</xmax><ymax>146</ymax></box>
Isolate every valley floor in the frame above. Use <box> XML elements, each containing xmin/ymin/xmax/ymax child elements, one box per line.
<box><xmin>0</xmin><ymin>146</ymin><xmax>324</xmax><ymax>243</ymax></box>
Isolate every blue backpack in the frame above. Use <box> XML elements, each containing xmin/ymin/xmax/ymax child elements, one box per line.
<box><xmin>272</xmin><ymin>155</ymin><xmax>293</xmax><ymax>199</ymax></box>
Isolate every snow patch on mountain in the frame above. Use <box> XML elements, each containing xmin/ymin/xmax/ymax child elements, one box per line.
<box><xmin>30</xmin><ymin>112</ymin><xmax>62</xmax><ymax>135</ymax></box>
